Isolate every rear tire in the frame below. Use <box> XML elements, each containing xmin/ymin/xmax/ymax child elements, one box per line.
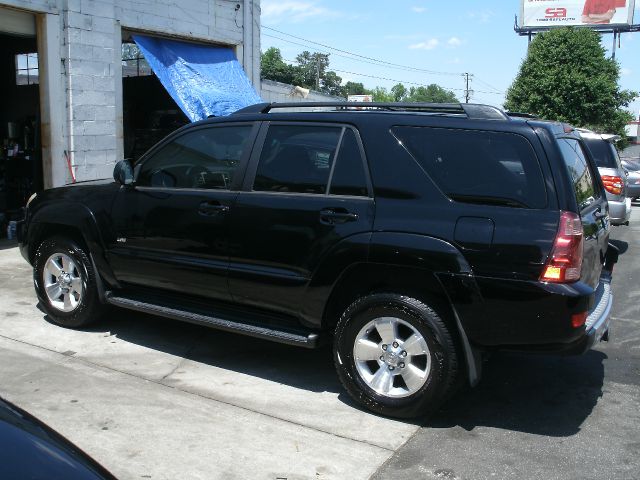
<box><xmin>33</xmin><ymin>236</ymin><xmax>107</xmax><ymax>328</ymax></box>
<box><xmin>333</xmin><ymin>293</ymin><xmax>459</xmax><ymax>418</ymax></box>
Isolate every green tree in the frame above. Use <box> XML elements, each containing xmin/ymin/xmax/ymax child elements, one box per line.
<box><xmin>391</xmin><ymin>83</ymin><xmax>408</xmax><ymax>102</ymax></box>
<box><xmin>370</xmin><ymin>87</ymin><xmax>394</xmax><ymax>102</ymax></box>
<box><xmin>260</xmin><ymin>47</ymin><xmax>297</xmax><ymax>85</ymax></box>
<box><xmin>294</xmin><ymin>51</ymin><xmax>330</xmax><ymax>89</ymax></box>
<box><xmin>505</xmin><ymin>28</ymin><xmax>637</xmax><ymax>142</ymax></box>
<box><xmin>344</xmin><ymin>81</ymin><xmax>368</xmax><ymax>95</ymax></box>
<box><xmin>321</xmin><ymin>71</ymin><xmax>345</xmax><ymax>97</ymax></box>
<box><xmin>405</xmin><ymin>84</ymin><xmax>458</xmax><ymax>103</ymax></box>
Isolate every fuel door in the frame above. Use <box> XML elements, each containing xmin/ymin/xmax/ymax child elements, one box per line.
<box><xmin>454</xmin><ymin>216</ymin><xmax>495</xmax><ymax>251</ymax></box>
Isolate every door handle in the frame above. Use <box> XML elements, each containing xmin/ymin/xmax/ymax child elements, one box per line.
<box><xmin>319</xmin><ymin>208</ymin><xmax>359</xmax><ymax>225</ymax></box>
<box><xmin>198</xmin><ymin>201</ymin><xmax>229</xmax><ymax>216</ymax></box>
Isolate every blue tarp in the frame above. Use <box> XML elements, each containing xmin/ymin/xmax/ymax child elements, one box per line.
<box><xmin>133</xmin><ymin>35</ymin><xmax>262</xmax><ymax>122</ymax></box>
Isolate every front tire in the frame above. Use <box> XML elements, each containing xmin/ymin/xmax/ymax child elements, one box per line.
<box><xmin>333</xmin><ymin>293</ymin><xmax>459</xmax><ymax>418</ymax></box>
<box><xmin>33</xmin><ymin>236</ymin><xmax>106</xmax><ymax>328</ymax></box>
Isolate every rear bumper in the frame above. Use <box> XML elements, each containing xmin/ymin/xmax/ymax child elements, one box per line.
<box><xmin>572</xmin><ymin>277</ymin><xmax>612</xmax><ymax>354</ymax></box>
<box><xmin>608</xmin><ymin>197</ymin><xmax>632</xmax><ymax>225</ymax></box>
<box><xmin>463</xmin><ymin>244</ymin><xmax>618</xmax><ymax>354</ymax></box>
<box><xmin>486</xmin><ymin>277</ymin><xmax>614</xmax><ymax>356</ymax></box>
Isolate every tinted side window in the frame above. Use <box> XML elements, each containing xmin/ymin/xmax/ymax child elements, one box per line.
<box><xmin>583</xmin><ymin>138</ymin><xmax>617</xmax><ymax>169</ymax></box>
<box><xmin>137</xmin><ymin>126</ymin><xmax>252</xmax><ymax>189</ymax></box>
<box><xmin>557</xmin><ymin>138</ymin><xmax>599</xmax><ymax>209</ymax></box>
<box><xmin>329</xmin><ymin>129</ymin><xmax>368</xmax><ymax>197</ymax></box>
<box><xmin>253</xmin><ymin>125</ymin><xmax>341</xmax><ymax>194</ymax></box>
<box><xmin>392</xmin><ymin>127</ymin><xmax>547</xmax><ymax>208</ymax></box>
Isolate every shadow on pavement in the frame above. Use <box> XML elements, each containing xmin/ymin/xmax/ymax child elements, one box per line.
<box><xmin>46</xmin><ymin>307</ymin><xmax>343</xmax><ymax>395</ymax></box>
<box><xmin>428</xmin><ymin>350</ymin><xmax>606</xmax><ymax>437</ymax></box>
<box><xmin>42</xmin><ymin>305</ymin><xmax>605</xmax><ymax>429</ymax></box>
<box><xmin>0</xmin><ymin>239</ymin><xmax>19</xmax><ymax>251</ymax></box>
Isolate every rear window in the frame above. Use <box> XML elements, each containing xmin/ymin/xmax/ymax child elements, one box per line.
<box><xmin>582</xmin><ymin>138</ymin><xmax>619</xmax><ymax>169</ymax></box>
<box><xmin>391</xmin><ymin>127</ymin><xmax>547</xmax><ymax>209</ymax></box>
<box><xmin>557</xmin><ymin>138</ymin><xmax>599</xmax><ymax>210</ymax></box>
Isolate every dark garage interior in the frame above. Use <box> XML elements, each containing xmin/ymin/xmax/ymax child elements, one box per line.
<box><xmin>0</xmin><ymin>31</ymin><xmax>42</xmax><ymax>238</ymax></box>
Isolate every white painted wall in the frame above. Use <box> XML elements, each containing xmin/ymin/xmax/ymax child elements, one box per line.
<box><xmin>0</xmin><ymin>0</ymin><xmax>261</xmax><ymax>186</ymax></box>
<box><xmin>261</xmin><ymin>79</ymin><xmax>345</xmax><ymax>104</ymax></box>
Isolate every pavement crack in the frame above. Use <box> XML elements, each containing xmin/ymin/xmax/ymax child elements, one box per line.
<box><xmin>159</xmin><ymin>343</ymin><xmax>195</xmax><ymax>381</ymax></box>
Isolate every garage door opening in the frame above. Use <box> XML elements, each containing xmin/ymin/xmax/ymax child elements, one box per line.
<box><xmin>121</xmin><ymin>33</ymin><xmax>262</xmax><ymax>161</ymax></box>
<box><xmin>0</xmin><ymin>10</ymin><xmax>43</xmax><ymax>239</ymax></box>
<box><xmin>121</xmin><ymin>39</ymin><xmax>189</xmax><ymax>161</ymax></box>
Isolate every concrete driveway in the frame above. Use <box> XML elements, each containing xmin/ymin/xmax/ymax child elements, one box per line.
<box><xmin>0</xmin><ymin>242</ymin><xmax>419</xmax><ymax>480</ymax></box>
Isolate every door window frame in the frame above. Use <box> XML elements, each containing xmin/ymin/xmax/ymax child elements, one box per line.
<box><xmin>241</xmin><ymin>121</ymin><xmax>374</xmax><ymax>199</ymax></box>
<box><xmin>131</xmin><ymin>121</ymin><xmax>261</xmax><ymax>193</ymax></box>
<box><xmin>556</xmin><ymin>136</ymin><xmax>605</xmax><ymax>211</ymax></box>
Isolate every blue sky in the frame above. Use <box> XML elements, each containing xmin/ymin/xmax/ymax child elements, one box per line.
<box><xmin>260</xmin><ymin>0</ymin><xmax>640</xmax><ymax>118</ymax></box>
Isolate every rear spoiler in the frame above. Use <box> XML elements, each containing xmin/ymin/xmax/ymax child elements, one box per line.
<box><xmin>601</xmin><ymin>134</ymin><xmax>621</xmax><ymax>143</ymax></box>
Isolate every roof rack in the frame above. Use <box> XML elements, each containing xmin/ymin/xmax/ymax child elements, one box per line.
<box><xmin>507</xmin><ymin>112</ymin><xmax>539</xmax><ymax>119</ymax></box>
<box><xmin>575</xmin><ymin>128</ymin><xmax>621</xmax><ymax>143</ymax></box>
<box><xmin>233</xmin><ymin>102</ymin><xmax>510</xmax><ymax>121</ymax></box>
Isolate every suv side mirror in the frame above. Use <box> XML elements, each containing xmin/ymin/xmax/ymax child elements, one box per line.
<box><xmin>113</xmin><ymin>159</ymin><xmax>134</xmax><ymax>185</ymax></box>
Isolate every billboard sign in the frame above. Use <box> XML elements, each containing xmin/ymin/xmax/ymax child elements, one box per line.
<box><xmin>521</xmin><ymin>0</ymin><xmax>636</xmax><ymax>28</ymax></box>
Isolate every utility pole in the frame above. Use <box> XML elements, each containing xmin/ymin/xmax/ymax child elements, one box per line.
<box><xmin>463</xmin><ymin>73</ymin><xmax>473</xmax><ymax>103</ymax></box>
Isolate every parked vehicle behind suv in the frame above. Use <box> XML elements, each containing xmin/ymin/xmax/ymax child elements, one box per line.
<box><xmin>18</xmin><ymin>102</ymin><xmax>617</xmax><ymax>418</ymax></box>
<box><xmin>620</xmin><ymin>158</ymin><xmax>640</xmax><ymax>201</ymax></box>
<box><xmin>578</xmin><ymin>129</ymin><xmax>631</xmax><ymax>225</ymax></box>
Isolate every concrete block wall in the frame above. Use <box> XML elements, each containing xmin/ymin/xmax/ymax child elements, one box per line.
<box><xmin>0</xmin><ymin>0</ymin><xmax>261</xmax><ymax>185</ymax></box>
<box><xmin>63</xmin><ymin>0</ymin><xmax>118</xmax><ymax>181</ymax></box>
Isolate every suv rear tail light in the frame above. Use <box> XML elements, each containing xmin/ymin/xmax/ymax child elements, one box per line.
<box><xmin>540</xmin><ymin>211</ymin><xmax>584</xmax><ymax>283</ymax></box>
<box><xmin>601</xmin><ymin>175</ymin><xmax>624</xmax><ymax>195</ymax></box>
<box><xmin>571</xmin><ymin>312</ymin><xmax>588</xmax><ymax>328</ymax></box>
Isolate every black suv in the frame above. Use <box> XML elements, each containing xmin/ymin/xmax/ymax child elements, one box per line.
<box><xmin>18</xmin><ymin>102</ymin><xmax>617</xmax><ymax>418</ymax></box>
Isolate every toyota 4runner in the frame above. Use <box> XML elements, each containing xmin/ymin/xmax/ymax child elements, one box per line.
<box><xmin>18</xmin><ymin>102</ymin><xmax>617</xmax><ymax>418</ymax></box>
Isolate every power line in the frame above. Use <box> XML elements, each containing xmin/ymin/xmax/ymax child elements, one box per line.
<box><xmin>263</xmin><ymin>26</ymin><xmax>463</xmax><ymax>77</ymax></box>
<box><xmin>263</xmin><ymin>25</ymin><xmax>508</xmax><ymax>101</ymax></box>
<box><xmin>474</xmin><ymin>77</ymin><xmax>505</xmax><ymax>94</ymax></box>
<box><xmin>281</xmin><ymin>58</ymin><xmax>503</xmax><ymax>95</ymax></box>
<box><xmin>264</xmin><ymin>33</ymin><xmax>454</xmax><ymax>78</ymax></box>
<box><xmin>333</xmin><ymin>68</ymin><xmax>467</xmax><ymax>91</ymax></box>
<box><xmin>328</xmin><ymin>67</ymin><xmax>503</xmax><ymax>95</ymax></box>
<box><xmin>264</xmin><ymin>33</ymin><xmax>423</xmax><ymax>74</ymax></box>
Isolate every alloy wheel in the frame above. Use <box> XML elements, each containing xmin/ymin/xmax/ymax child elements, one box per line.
<box><xmin>353</xmin><ymin>316</ymin><xmax>431</xmax><ymax>398</ymax></box>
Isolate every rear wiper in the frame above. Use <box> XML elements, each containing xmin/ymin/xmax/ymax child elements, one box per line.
<box><xmin>448</xmin><ymin>194</ymin><xmax>527</xmax><ymax>208</ymax></box>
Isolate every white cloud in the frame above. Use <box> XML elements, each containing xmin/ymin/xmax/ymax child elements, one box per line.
<box><xmin>447</xmin><ymin>57</ymin><xmax>461</xmax><ymax>65</ymax></box>
<box><xmin>411</xmin><ymin>6</ymin><xmax>427</xmax><ymax>13</ymax></box>
<box><xmin>261</xmin><ymin>1</ymin><xmax>342</xmax><ymax>23</ymax></box>
<box><xmin>409</xmin><ymin>39</ymin><xmax>440</xmax><ymax>50</ymax></box>
<box><xmin>447</xmin><ymin>37</ymin><xmax>463</xmax><ymax>47</ymax></box>
<box><xmin>621</xmin><ymin>67</ymin><xmax>632</xmax><ymax>76</ymax></box>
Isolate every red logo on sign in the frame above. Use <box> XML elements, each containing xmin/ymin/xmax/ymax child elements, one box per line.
<box><xmin>545</xmin><ymin>7</ymin><xmax>567</xmax><ymax>18</ymax></box>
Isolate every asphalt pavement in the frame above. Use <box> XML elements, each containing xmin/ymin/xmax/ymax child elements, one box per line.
<box><xmin>0</xmin><ymin>206</ymin><xmax>638</xmax><ymax>480</ymax></box>
<box><xmin>372</xmin><ymin>207</ymin><xmax>640</xmax><ymax>480</ymax></box>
